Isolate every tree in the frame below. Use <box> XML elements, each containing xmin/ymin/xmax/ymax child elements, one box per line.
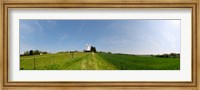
<box><xmin>107</xmin><ymin>52</ymin><xmax>112</xmax><ymax>54</ymax></box>
<box><xmin>34</xmin><ymin>50</ymin><xmax>40</xmax><ymax>55</ymax></box>
<box><xmin>42</xmin><ymin>52</ymin><xmax>47</xmax><ymax>54</ymax></box>
<box><xmin>29</xmin><ymin>50</ymin><xmax>34</xmax><ymax>55</ymax></box>
<box><xmin>90</xmin><ymin>46</ymin><xmax>97</xmax><ymax>52</ymax></box>
<box><xmin>163</xmin><ymin>54</ymin><xmax>169</xmax><ymax>58</ymax></box>
<box><xmin>93</xmin><ymin>47</ymin><xmax>96</xmax><ymax>52</ymax></box>
<box><xmin>90</xmin><ymin>46</ymin><xmax>93</xmax><ymax>52</ymax></box>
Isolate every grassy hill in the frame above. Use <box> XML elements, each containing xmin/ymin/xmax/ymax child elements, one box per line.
<box><xmin>20</xmin><ymin>52</ymin><xmax>180</xmax><ymax>70</ymax></box>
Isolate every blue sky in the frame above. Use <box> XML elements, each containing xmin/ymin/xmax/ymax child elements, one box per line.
<box><xmin>20</xmin><ymin>19</ymin><xmax>180</xmax><ymax>54</ymax></box>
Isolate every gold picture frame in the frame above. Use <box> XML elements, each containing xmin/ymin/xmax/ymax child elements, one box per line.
<box><xmin>0</xmin><ymin>0</ymin><xmax>199</xmax><ymax>89</ymax></box>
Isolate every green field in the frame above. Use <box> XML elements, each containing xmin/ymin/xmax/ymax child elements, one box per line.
<box><xmin>20</xmin><ymin>52</ymin><xmax>180</xmax><ymax>70</ymax></box>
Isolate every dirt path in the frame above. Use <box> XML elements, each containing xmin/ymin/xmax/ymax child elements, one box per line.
<box><xmin>79</xmin><ymin>53</ymin><xmax>116</xmax><ymax>70</ymax></box>
<box><xmin>61</xmin><ymin>52</ymin><xmax>117</xmax><ymax>70</ymax></box>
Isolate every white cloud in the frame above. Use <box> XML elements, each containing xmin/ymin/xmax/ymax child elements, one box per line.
<box><xmin>20</xmin><ymin>35</ymin><xmax>26</xmax><ymax>39</ymax></box>
<box><xmin>94</xmin><ymin>20</ymin><xmax>180</xmax><ymax>54</ymax></box>
<box><xmin>20</xmin><ymin>20</ymin><xmax>44</xmax><ymax>33</ymax></box>
<box><xmin>46</xmin><ymin>20</ymin><xmax>57</xmax><ymax>27</ymax></box>
<box><xmin>59</xmin><ymin>33</ymin><xmax>69</xmax><ymax>41</ymax></box>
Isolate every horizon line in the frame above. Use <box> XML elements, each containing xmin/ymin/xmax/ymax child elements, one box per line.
<box><xmin>20</xmin><ymin>49</ymin><xmax>180</xmax><ymax>55</ymax></box>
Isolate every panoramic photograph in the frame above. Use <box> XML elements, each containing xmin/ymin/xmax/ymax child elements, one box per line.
<box><xmin>20</xmin><ymin>19</ymin><xmax>180</xmax><ymax>70</ymax></box>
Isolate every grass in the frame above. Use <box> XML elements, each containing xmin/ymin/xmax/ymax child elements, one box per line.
<box><xmin>97</xmin><ymin>53</ymin><xmax>180</xmax><ymax>70</ymax></box>
<box><xmin>20</xmin><ymin>52</ymin><xmax>180</xmax><ymax>70</ymax></box>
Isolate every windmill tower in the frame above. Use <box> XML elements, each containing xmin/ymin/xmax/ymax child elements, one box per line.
<box><xmin>85</xmin><ymin>43</ymin><xmax>91</xmax><ymax>52</ymax></box>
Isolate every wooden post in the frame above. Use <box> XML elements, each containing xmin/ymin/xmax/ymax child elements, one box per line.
<box><xmin>71</xmin><ymin>53</ymin><xmax>74</xmax><ymax>59</ymax></box>
<box><xmin>51</xmin><ymin>56</ymin><xmax>54</xmax><ymax>69</ymax></box>
<box><xmin>33</xmin><ymin>58</ymin><xmax>35</xmax><ymax>70</ymax></box>
<box><xmin>65</xmin><ymin>54</ymin><xmax>67</xmax><ymax>60</ymax></box>
<box><xmin>52</xmin><ymin>56</ymin><xmax>54</xmax><ymax>65</ymax></box>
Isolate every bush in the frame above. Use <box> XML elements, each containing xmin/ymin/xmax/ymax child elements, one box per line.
<box><xmin>23</xmin><ymin>50</ymin><xmax>48</xmax><ymax>56</ymax></box>
<box><xmin>29</xmin><ymin>50</ymin><xmax>34</xmax><ymax>55</ymax></box>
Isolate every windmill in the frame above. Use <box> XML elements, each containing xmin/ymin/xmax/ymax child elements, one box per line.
<box><xmin>85</xmin><ymin>43</ymin><xmax>91</xmax><ymax>52</ymax></box>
